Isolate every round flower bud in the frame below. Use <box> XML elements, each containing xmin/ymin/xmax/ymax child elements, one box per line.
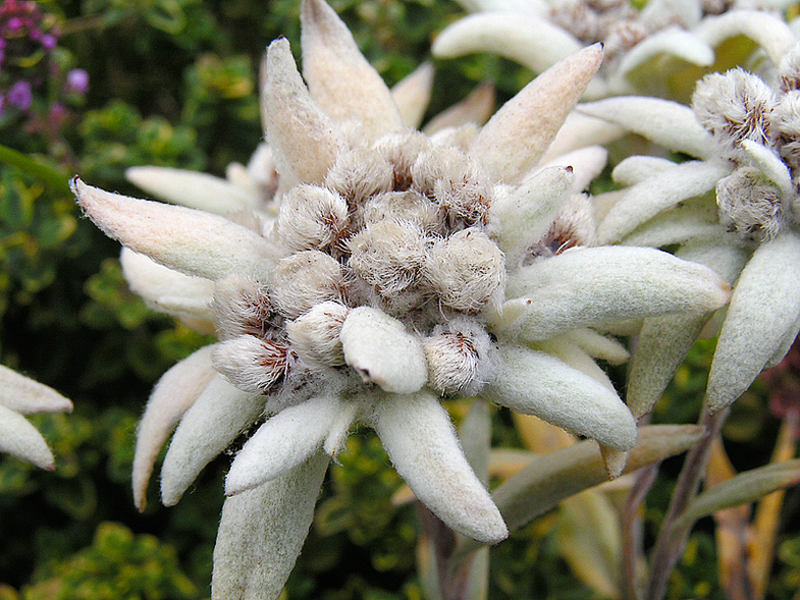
<box><xmin>373</xmin><ymin>131</ymin><xmax>432</xmax><ymax>191</ymax></box>
<box><xmin>272</xmin><ymin>250</ymin><xmax>345</xmax><ymax>318</ymax></box>
<box><xmin>347</xmin><ymin>220</ymin><xmax>427</xmax><ymax>296</ymax></box>
<box><xmin>324</xmin><ymin>147</ymin><xmax>394</xmax><ymax>207</ymax></box>
<box><xmin>716</xmin><ymin>166</ymin><xmax>785</xmax><ymax>242</ymax></box>
<box><xmin>274</xmin><ymin>184</ymin><xmax>349</xmax><ymax>253</ymax></box>
<box><xmin>213</xmin><ymin>276</ymin><xmax>274</xmax><ymax>340</ymax></box>
<box><xmin>212</xmin><ymin>335</ymin><xmax>292</xmax><ymax>394</ymax></box>
<box><xmin>361</xmin><ymin>190</ymin><xmax>444</xmax><ymax>235</ymax></box>
<box><xmin>286</xmin><ymin>301</ymin><xmax>350</xmax><ymax>368</ymax></box>
<box><xmin>779</xmin><ymin>42</ymin><xmax>800</xmax><ymax>93</ymax></box>
<box><xmin>426</xmin><ymin>228</ymin><xmax>506</xmax><ymax>312</ymax></box>
<box><xmin>424</xmin><ymin>317</ymin><xmax>495</xmax><ymax>397</ymax></box>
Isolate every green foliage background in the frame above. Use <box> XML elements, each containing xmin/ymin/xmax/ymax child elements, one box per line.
<box><xmin>0</xmin><ymin>1</ymin><xmax>798</xmax><ymax>599</ymax></box>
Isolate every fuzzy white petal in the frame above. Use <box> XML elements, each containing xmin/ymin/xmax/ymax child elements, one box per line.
<box><xmin>0</xmin><ymin>365</ymin><xmax>72</xmax><ymax>415</ymax></box>
<box><xmin>160</xmin><ymin>375</ymin><xmax>266</xmax><ymax>506</ymax></box>
<box><xmin>391</xmin><ymin>62</ymin><xmax>434</xmax><ymax>130</ymax></box>
<box><xmin>473</xmin><ymin>43</ymin><xmax>604</xmax><ymax>183</ymax></box>
<box><xmin>612</xmin><ymin>156</ymin><xmax>687</xmax><ymax>187</ymax></box>
<box><xmin>740</xmin><ymin>140</ymin><xmax>794</xmax><ymax>197</ymax></box>
<box><xmin>707</xmin><ymin>232</ymin><xmax>800</xmax><ymax>413</ymax></box>
<box><xmin>423</xmin><ymin>84</ymin><xmax>495</xmax><ymax>135</ymax></box>
<box><xmin>0</xmin><ymin>404</ymin><xmax>55</xmax><ymax>469</ymax></box>
<box><xmin>264</xmin><ymin>38</ymin><xmax>343</xmax><ymax>187</ymax></box>
<box><xmin>73</xmin><ymin>178</ymin><xmax>279</xmax><ymax>282</ymax></box>
<box><xmin>578</xmin><ymin>98</ymin><xmax>715</xmax><ymax>160</ymax></box>
<box><xmin>212</xmin><ymin>452</ymin><xmax>329</xmax><ymax>600</ymax></box>
<box><xmin>372</xmin><ymin>389</ymin><xmax>508</xmax><ymax>543</ymax></box>
<box><xmin>538</xmin><ymin>145</ymin><xmax>608</xmax><ymax>193</ymax></box>
<box><xmin>340</xmin><ymin>307</ymin><xmax>427</xmax><ymax>394</ymax></box>
<box><xmin>626</xmin><ymin>242</ymin><xmax>747</xmax><ymax>419</ymax></box>
<box><xmin>132</xmin><ymin>346</ymin><xmax>216</xmax><ymax>511</ymax></box>
<box><xmin>497</xmin><ymin>246</ymin><xmax>731</xmax><ymax>341</ymax></box>
<box><xmin>125</xmin><ymin>167</ymin><xmax>257</xmax><ymax>214</ymax></box>
<box><xmin>301</xmin><ymin>0</ymin><xmax>402</xmax><ymax>140</ymax></box>
<box><xmin>695</xmin><ymin>10</ymin><xmax>795</xmax><ymax>66</ymax></box>
<box><xmin>492</xmin><ymin>166</ymin><xmax>574</xmax><ymax>266</ymax></box>
<box><xmin>559</xmin><ymin>328</ymin><xmax>630</xmax><ymax>365</ymax></box>
<box><xmin>536</xmin><ymin>337</ymin><xmax>616</xmax><ymax>391</ymax></box>
<box><xmin>541</xmin><ymin>112</ymin><xmax>625</xmax><ymax>163</ymax></box>
<box><xmin>120</xmin><ymin>248</ymin><xmax>215</xmax><ymax>324</ymax></box>
<box><xmin>484</xmin><ymin>344</ymin><xmax>637</xmax><ymax>451</ymax></box>
<box><xmin>225</xmin><ymin>394</ymin><xmax>341</xmax><ymax>496</ymax></box>
<box><xmin>615</xmin><ymin>29</ymin><xmax>714</xmax><ymax>82</ymax></box>
<box><xmin>597</xmin><ymin>160</ymin><xmax>733</xmax><ymax>244</ymax></box>
<box><xmin>620</xmin><ymin>200</ymin><xmax>725</xmax><ymax>248</ymax></box>
<box><xmin>432</xmin><ymin>14</ymin><xmax>584</xmax><ymax>78</ymax></box>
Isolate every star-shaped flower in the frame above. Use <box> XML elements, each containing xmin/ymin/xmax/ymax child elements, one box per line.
<box><xmin>432</xmin><ymin>0</ymin><xmax>796</xmax><ymax>100</ymax></box>
<box><xmin>576</xmin><ymin>39</ymin><xmax>800</xmax><ymax>419</ymax></box>
<box><xmin>71</xmin><ymin>1</ymin><xmax>731</xmax><ymax>597</ymax></box>
<box><xmin>0</xmin><ymin>364</ymin><xmax>72</xmax><ymax>470</ymax></box>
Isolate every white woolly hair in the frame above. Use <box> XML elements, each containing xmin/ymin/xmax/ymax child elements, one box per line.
<box><xmin>544</xmin><ymin>193</ymin><xmax>599</xmax><ymax>254</ymax></box>
<box><xmin>273</xmin><ymin>184</ymin><xmax>349</xmax><ymax>254</ymax></box>
<box><xmin>361</xmin><ymin>190</ymin><xmax>444</xmax><ymax>236</ymax></box>
<box><xmin>372</xmin><ymin>130</ymin><xmax>432</xmax><ymax>191</ymax></box>
<box><xmin>211</xmin><ymin>335</ymin><xmax>291</xmax><ymax>394</ymax></box>
<box><xmin>286</xmin><ymin>301</ymin><xmax>349</xmax><ymax>369</ymax></box>
<box><xmin>213</xmin><ymin>276</ymin><xmax>273</xmax><ymax>340</ymax></box>
<box><xmin>425</xmin><ymin>228</ymin><xmax>506</xmax><ymax>313</ymax></box>
<box><xmin>716</xmin><ymin>166</ymin><xmax>785</xmax><ymax>242</ymax></box>
<box><xmin>773</xmin><ymin>91</ymin><xmax>800</xmax><ymax>138</ymax></box>
<box><xmin>272</xmin><ymin>250</ymin><xmax>344</xmax><ymax>319</ymax></box>
<box><xmin>424</xmin><ymin>316</ymin><xmax>496</xmax><ymax>397</ymax></box>
<box><xmin>692</xmin><ymin>69</ymin><xmax>777</xmax><ymax>160</ymax></box>
<box><xmin>779</xmin><ymin>41</ymin><xmax>800</xmax><ymax>93</ymax></box>
<box><xmin>323</xmin><ymin>146</ymin><xmax>394</xmax><ymax>207</ymax></box>
<box><xmin>347</xmin><ymin>220</ymin><xmax>427</xmax><ymax>296</ymax></box>
<box><xmin>428</xmin><ymin>123</ymin><xmax>480</xmax><ymax>152</ymax></box>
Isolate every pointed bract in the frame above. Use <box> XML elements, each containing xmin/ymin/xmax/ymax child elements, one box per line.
<box><xmin>0</xmin><ymin>364</ymin><xmax>72</xmax><ymax>415</ymax></box>
<box><xmin>0</xmin><ymin>404</ymin><xmax>56</xmax><ymax>470</ymax></box>
<box><xmin>695</xmin><ymin>10</ymin><xmax>795</xmax><ymax>66</ymax></box>
<box><xmin>391</xmin><ymin>62</ymin><xmax>434</xmax><ymax>130</ymax></box>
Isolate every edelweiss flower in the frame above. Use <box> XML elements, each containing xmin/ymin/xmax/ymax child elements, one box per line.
<box><xmin>575</xmin><ymin>39</ymin><xmax>800</xmax><ymax>419</ymax></box>
<box><xmin>71</xmin><ymin>1</ymin><xmax>730</xmax><ymax>597</ymax></box>
<box><xmin>0</xmin><ymin>364</ymin><xmax>72</xmax><ymax>470</ymax></box>
<box><xmin>432</xmin><ymin>0</ymin><xmax>796</xmax><ymax>100</ymax></box>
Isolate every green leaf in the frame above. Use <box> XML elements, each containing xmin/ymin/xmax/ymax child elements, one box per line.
<box><xmin>0</xmin><ymin>145</ymin><xmax>70</xmax><ymax>195</ymax></box>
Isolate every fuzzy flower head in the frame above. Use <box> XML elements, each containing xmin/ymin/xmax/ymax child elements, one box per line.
<box><xmin>72</xmin><ymin>1</ymin><xmax>732</xmax><ymax>598</ymax></box>
<box><xmin>432</xmin><ymin>0</ymin><xmax>797</xmax><ymax>100</ymax></box>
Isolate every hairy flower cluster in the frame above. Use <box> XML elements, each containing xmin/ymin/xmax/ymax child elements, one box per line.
<box><xmin>692</xmin><ymin>48</ymin><xmax>800</xmax><ymax>242</ymax></box>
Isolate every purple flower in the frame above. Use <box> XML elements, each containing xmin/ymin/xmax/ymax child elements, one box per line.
<box><xmin>40</xmin><ymin>33</ymin><xmax>56</xmax><ymax>49</ymax></box>
<box><xmin>7</xmin><ymin>16</ymin><xmax>22</xmax><ymax>31</ymax></box>
<box><xmin>8</xmin><ymin>80</ymin><xmax>32</xmax><ymax>110</ymax></box>
<box><xmin>65</xmin><ymin>69</ymin><xmax>89</xmax><ymax>95</ymax></box>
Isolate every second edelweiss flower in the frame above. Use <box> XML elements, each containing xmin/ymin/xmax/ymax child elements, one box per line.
<box><xmin>71</xmin><ymin>1</ymin><xmax>731</xmax><ymax>598</ymax></box>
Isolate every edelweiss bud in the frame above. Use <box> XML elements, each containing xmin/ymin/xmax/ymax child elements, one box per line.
<box><xmin>412</xmin><ymin>147</ymin><xmax>492</xmax><ymax>229</ymax></box>
<box><xmin>692</xmin><ymin>69</ymin><xmax>776</xmax><ymax>160</ymax></box>
<box><xmin>347</xmin><ymin>220</ymin><xmax>427</xmax><ymax>296</ymax></box>
<box><xmin>532</xmin><ymin>193</ymin><xmax>598</xmax><ymax>259</ymax></box>
<box><xmin>273</xmin><ymin>184</ymin><xmax>349</xmax><ymax>253</ymax></box>
<box><xmin>272</xmin><ymin>250</ymin><xmax>345</xmax><ymax>318</ymax></box>
<box><xmin>779</xmin><ymin>42</ymin><xmax>800</xmax><ymax>93</ymax></box>
<box><xmin>373</xmin><ymin>131</ymin><xmax>432</xmax><ymax>191</ymax></box>
<box><xmin>286</xmin><ymin>301</ymin><xmax>350</xmax><ymax>368</ymax></box>
<box><xmin>361</xmin><ymin>190</ymin><xmax>444</xmax><ymax>235</ymax></box>
<box><xmin>426</xmin><ymin>228</ymin><xmax>506</xmax><ymax>312</ymax></box>
<box><xmin>212</xmin><ymin>335</ymin><xmax>292</xmax><ymax>393</ymax></box>
<box><xmin>324</xmin><ymin>147</ymin><xmax>394</xmax><ymax>207</ymax></box>
<box><xmin>716</xmin><ymin>166</ymin><xmax>785</xmax><ymax>242</ymax></box>
<box><xmin>213</xmin><ymin>276</ymin><xmax>274</xmax><ymax>340</ymax></box>
<box><xmin>424</xmin><ymin>317</ymin><xmax>495</xmax><ymax>397</ymax></box>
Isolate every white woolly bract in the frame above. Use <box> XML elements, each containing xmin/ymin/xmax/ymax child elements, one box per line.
<box><xmin>212</xmin><ymin>336</ymin><xmax>291</xmax><ymax>394</ymax></box>
<box><xmin>612</xmin><ymin>155</ymin><xmax>679</xmax><ymax>186</ymax></box>
<box><xmin>340</xmin><ymin>307</ymin><xmax>427</xmax><ymax>394</ymax></box>
<box><xmin>613</xmin><ymin>28</ymin><xmax>713</xmax><ymax>83</ymax></box>
<box><xmin>707</xmin><ymin>232</ymin><xmax>800</xmax><ymax>413</ymax></box>
<box><xmin>484</xmin><ymin>343</ymin><xmax>637</xmax><ymax>452</ymax></box>
<box><xmin>132</xmin><ymin>346</ymin><xmax>216</xmax><ymax>511</ymax></box>
<box><xmin>597</xmin><ymin>160</ymin><xmax>733</xmax><ymax>244</ymax></box>
<box><xmin>694</xmin><ymin>10</ymin><xmax>795</xmax><ymax>66</ymax></box>
<box><xmin>272</xmin><ymin>250</ymin><xmax>344</xmax><ymax>319</ymax></box>
<box><xmin>424</xmin><ymin>318</ymin><xmax>495</xmax><ymax>397</ymax></box>
<box><xmin>391</xmin><ymin>62</ymin><xmax>434</xmax><ymax>130</ymax></box>
<box><xmin>125</xmin><ymin>166</ymin><xmax>256</xmax><ymax>214</ymax></box>
<box><xmin>472</xmin><ymin>43</ymin><xmax>604</xmax><ymax>183</ymax></box>
<box><xmin>301</xmin><ymin>0</ymin><xmax>402</xmax><ymax>140</ymax></box>
<box><xmin>491</xmin><ymin>166</ymin><xmax>574</xmax><ymax>266</ymax></box>
<box><xmin>273</xmin><ymin>185</ymin><xmax>349</xmax><ymax>253</ymax></box>
<box><xmin>286</xmin><ymin>301</ymin><xmax>349</xmax><ymax>368</ymax></box>
<box><xmin>538</xmin><ymin>145</ymin><xmax>607</xmax><ymax>194</ymax></box>
<box><xmin>0</xmin><ymin>364</ymin><xmax>72</xmax><ymax>415</ymax></box>
<box><xmin>422</xmin><ymin>83</ymin><xmax>495</xmax><ymax>136</ymax></box>
<box><xmin>120</xmin><ymin>248</ymin><xmax>215</xmax><ymax>326</ymax></box>
<box><xmin>716</xmin><ymin>167</ymin><xmax>785</xmax><ymax>242</ymax></box>
<box><xmin>225</xmin><ymin>395</ymin><xmax>340</xmax><ymax>495</ymax></box>
<box><xmin>263</xmin><ymin>38</ymin><xmax>342</xmax><ymax>188</ymax></box>
<box><xmin>213</xmin><ymin>276</ymin><xmax>273</xmax><ymax>340</ymax></box>
<box><xmin>497</xmin><ymin>246</ymin><xmax>731</xmax><ymax>341</ymax></box>
<box><xmin>559</xmin><ymin>328</ymin><xmax>630</xmax><ymax>365</ymax></box>
<box><xmin>578</xmin><ymin>97</ymin><xmax>715</xmax><ymax>160</ymax></box>
<box><xmin>211</xmin><ymin>452</ymin><xmax>329</xmax><ymax>600</ymax></box>
<box><xmin>372</xmin><ymin>389</ymin><xmax>508</xmax><ymax>543</ymax></box>
<box><xmin>0</xmin><ymin>404</ymin><xmax>55</xmax><ymax>470</ymax></box>
<box><xmin>160</xmin><ymin>375</ymin><xmax>265</xmax><ymax>506</ymax></box>
<box><xmin>73</xmin><ymin>178</ymin><xmax>279</xmax><ymax>282</ymax></box>
<box><xmin>426</xmin><ymin>228</ymin><xmax>506</xmax><ymax>312</ymax></box>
